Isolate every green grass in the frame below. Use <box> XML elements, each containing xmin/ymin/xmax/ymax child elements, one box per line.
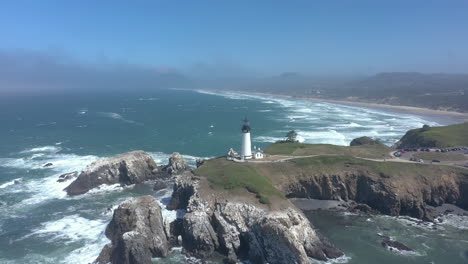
<box><xmin>284</xmin><ymin>155</ymin><xmax>459</xmax><ymax>179</ymax></box>
<box><xmin>264</xmin><ymin>142</ymin><xmax>391</xmax><ymax>159</ymax></box>
<box><xmin>399</xmin><ymin>122</ymin><xmax>468</xmax><ymax>148</ymax></box>
<box><xmin>193</xmin><ymin>158</ymin><xmax>284</xmax><ymax>204</ymax></box>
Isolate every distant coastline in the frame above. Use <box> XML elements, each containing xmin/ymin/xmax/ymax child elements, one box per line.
<box><xmin>181</xmin><ymin>88</ymin><xmax>468</xmax><ymax>125</ymax></box>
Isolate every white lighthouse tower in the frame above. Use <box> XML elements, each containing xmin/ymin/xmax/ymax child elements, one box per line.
<box><xmin>241</xmin><ymin>118</ymin><xmax>252</xmax><ymax>160</ymax></box>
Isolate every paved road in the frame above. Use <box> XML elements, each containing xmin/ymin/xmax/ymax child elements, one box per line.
<box><xmin>243</xmin><ymin>152</ymin><xmax>468</xmax><ymax>169</ymax></box>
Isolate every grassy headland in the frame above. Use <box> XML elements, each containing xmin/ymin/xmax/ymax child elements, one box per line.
<box><xmin>398</xmin><ymin>122</ymin><xmax>468</xmax><ymax>148</ymax></box>
<box><xmin>264</xmin><ymin>142</ymin><xmax>392</xmax><ymax>158</ymax></box>
<box><xmin>194</xmin><ymin>158</ymin><xmax>284</xmax><ymax>204</ymax></box>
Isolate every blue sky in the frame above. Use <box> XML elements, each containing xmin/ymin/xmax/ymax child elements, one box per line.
<box><xmin>1</xmin><ymin>0</ymin><xmax>468</xmax><ymax>75</ymax></box>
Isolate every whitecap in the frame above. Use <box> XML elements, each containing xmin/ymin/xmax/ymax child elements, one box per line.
<box><xmin>311</xmin><ymin>254</ymin><xmax>351</xmax><ymax>263</ymax></box>
<box><xmin>298</xmin><ymin>130</ymin><xmax>347</xmax><ymax>145</ymax></box>
<box><xmin>0</xmin><ymin>178</ymin><xmax>22</xmax><ymax>189</ymax></box>
<box><xmin>31</xmin><ymin>215</ymin><xmax>106</xmax><ymax>243</ymax></box>
<box><xmin>20</xmin><ymin>146</ymin><xmax>61</xmax><ymax>154</ymax></box>
<box><xmin>138</xmin><ymin>97</ymin><xmax>159</xmax><ymax>101</ymax></box>
<box><xmin>253</xmin><ymin>136</ymin><xmax>284</xmax><ymax>143</ymax></box>
<box><xmin>437</xmin><ymin>214</ymin><xmax>468</xmax><ymax>230</ymax></box>
<box><xmin>98</xmin><ymin>112</ymin><xmax>143</xmax><ymax>125</ymax></box>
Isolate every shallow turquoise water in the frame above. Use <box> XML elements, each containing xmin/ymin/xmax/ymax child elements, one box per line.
<box><xmin>1</xmin><ymin>89</ymin><xmax>463</xmax><ymax>264</ymax></box>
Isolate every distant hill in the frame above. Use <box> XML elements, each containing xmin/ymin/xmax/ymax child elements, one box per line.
<box><xmin>398</xmin><ymin>122</ymin><xmax>468</xmax><ymax>148</ymax></box>
<box><xmin>333</xmin><ymin>72</ymin><xmax>468</xmax><ymax>112</ymax></box>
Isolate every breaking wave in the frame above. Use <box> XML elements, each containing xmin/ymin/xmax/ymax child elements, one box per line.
<box><xmin>195</xmin><ymin>90</ymin><xmax>439</xmax><ymax>146</ymax></box>
<box><xmin>98</xmin><ymin>112</ymin><xmax>143</xmax><ymax>125</ymax></box>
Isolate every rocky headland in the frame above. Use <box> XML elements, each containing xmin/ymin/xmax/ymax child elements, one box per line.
<box><xmin>168</xmin><ymin>173</ymin><xmax>343</xmax><ymax>263</ymax></box>
<box><xmin>56</xmin><ymin>141</ymin><xmax>468</xmax><ymax>263</ymax></box>
<box><xmin>76</xmin><ymin>150</ymin><xmax>344</xmax><ymax>263</ymax></box>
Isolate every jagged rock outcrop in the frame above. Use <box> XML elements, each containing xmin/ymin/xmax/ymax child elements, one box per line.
<box><xmin>95</xmin><ymin>196</ymin><xmax>169</xmax><ymax>264</ymax></box>
<box><xmin>171</xmin><ymin>173</ymin><xmax>343</xmax><ymax>263</ymax></box>
<box><xmin>281</xmin><ymin>170</ymin><xmax>468</xmax><ymax>221</ymax></box>
<box><xmin>65</xmin><ymin>151</ymin><xmax>161</xmax><ymax>195</ymax></box>
<box><xmin>166</xmin><ymin>172</ymin><xmax>196</xmax><ymax>210</ymax></box>
<box><xmin>163</xmin><ymin>152</ymin><xmax>190</xmax><ymax>175</ymax></box>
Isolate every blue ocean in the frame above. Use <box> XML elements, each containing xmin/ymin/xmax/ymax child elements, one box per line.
<box><xmin>0</xmin><ymin>89</ymin><xmax>466</xmax><ymax>263</ymax></box>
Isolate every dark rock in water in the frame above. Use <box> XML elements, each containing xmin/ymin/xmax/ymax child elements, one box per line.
<box><xmin>163</xmin><ymin>152</ymin><xmax>190</xmax><ymax>175</ymax></box>
<box><xmin>153</xmin><ymin>181</ymin><xmax>168</xmax><ymax>191</ymax></box>
<box><xmin>43</xmin><ymin>162</ymin><xmax>53</xmax><ymax>167</ymax></box>
<box><xmin>57</xmin><ymin>171</ymin><xmax>78</xmax><ymax>183</ymax></box>
<box><xmin>349</xmin><ymin>203</ymin><xmax>375</xmax><ymax>214</ymax></box>
<box><xmin>381</xmin><ymin>239</ymin><xmax>413</xmax><ymax>252</ymax></box>
<box><xmin>64</xmin><ymin>151</ymin><xmax>162</xmax><ymax>196</ymax></box>
<box><xmin>95</xmin><ymin>196</ymin><xmax>169</xmax><ymax>264</ymax></box>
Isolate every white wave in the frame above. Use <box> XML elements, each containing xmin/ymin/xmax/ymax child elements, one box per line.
<box><xmin>311</xmin><ymin>254</ymin><xmax>351</xmax><ymax>264</ymax></box>
<box><xmin>253</xmin><ymin>136</ymin><xmax>284</xmax><ymax>143</ymax></box>
<box><xmin>437</xmin><ymin>214</ymin><xmax>468</xmax><ymax>230</ymax></box>
<box><xmin>30</xmin><ymin>214</ymin><xmax>110</xmax><ymax>264</ymax></box>
<box><xmin>138</xmin><ymin>97</ymin><xmax>159</xmax><ymax>101</ymax></box>
<box><xmin>258</xmin><ymin>109</ymin><xmax>272</xmax><ymax>112</ymax></box>
<box><xmin>0</xmin><ymin>178</ymin><xmax>22</xmax><ymax>189</ymax></box>
<box><xmin>98</xmin><ymin>112</ymin><xmax>142</xmax><ymax>125</ymax></box>
<box><xmin>298</xmin><ymin>130</ymin><xmax>347</xmax><ymax>145</ymax></box>
<box><xmin>20</xmin><ymin>146</ymin><xmax>61</xmax><ymax>153</ymax></box>
<box><xmin>32</xmin><ymin>215</ymin><xmax>106</xmax><ymax>243</ymax></box>
<box><xmin>1</xmin><ymin>150</ymin><xmax>98</xmax><ymax>205</ymax></box>
<box><xmin>0</xmin><ymin>153</ymin><xmax>98</xmax><ymax>172</ymax></box>
<box><xmin>86</xmin><ymin>183</ymin><xmax>124</xmax><ymax>195</ymax></box>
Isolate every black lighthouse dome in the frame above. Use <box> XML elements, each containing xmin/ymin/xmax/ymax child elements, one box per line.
<box><xmin>241</xmin><ymin>118</ymin><xmax>251</xmax><ymax>133</ymax></box>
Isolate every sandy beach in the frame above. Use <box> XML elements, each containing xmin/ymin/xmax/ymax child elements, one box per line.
<box><xmin>190</xmin><ymin>89</ymin><xmax>468</xmax><ymax>125</ymax></box>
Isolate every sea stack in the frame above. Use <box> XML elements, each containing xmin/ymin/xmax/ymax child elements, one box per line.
<box><xmin>241</xmin><ymin>118</ymin><xmax>252</xmax><ymax>159</ymax></box>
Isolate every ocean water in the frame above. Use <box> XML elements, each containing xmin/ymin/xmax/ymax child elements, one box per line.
<box><xmin>0</xmin><ymin>89</ymin><xmax>464</xmax><ymax>264</ymax></box>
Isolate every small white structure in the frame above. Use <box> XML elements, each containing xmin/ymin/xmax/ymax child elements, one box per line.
<box><xmin>226</xmin><ymin>148</ymin><xmax>239</xmax><ymax>161</ymax></box>
<box><xmin>241</xmin><ymin>119</ymin><xmax>253</xmax><ymax>160</ymax></box>
<box><xmin>253</xmin><ymin>147</ymin><xmax>264</xmax><ymax>159</ymax></box>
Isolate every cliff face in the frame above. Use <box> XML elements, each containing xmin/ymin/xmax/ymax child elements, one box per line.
<box><xmin>281</xmin><ymin>169</ymin><xmax>468</xmax><ymax>221</ymax></box>
<box><xmin>95</xmin><ymin>196</ymin><xmax>169</xmax><ymax>264</ymax></box>
<box><xmin>171</xmin><ymin>173</ymin><xmax>343</xmax><ymax>263</ymax></box>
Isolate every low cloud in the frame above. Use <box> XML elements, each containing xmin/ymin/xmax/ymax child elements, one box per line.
<box><xmin>0</xmin><ymin>50</ymin><xmax>190</xmax><ymax>95</ymax></box>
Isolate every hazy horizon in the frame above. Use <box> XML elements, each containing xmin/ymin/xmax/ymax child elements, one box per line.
<box><xmin>1</xmin><ymin>0</ymin><xmax>468</xmax><ymax>94</ymax></box>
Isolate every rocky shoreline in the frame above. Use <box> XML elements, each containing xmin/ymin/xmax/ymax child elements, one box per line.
<box><xmin>57</xmin><ymin>150</ymin><xmax>468</xmax><ymax>263</ymax></box>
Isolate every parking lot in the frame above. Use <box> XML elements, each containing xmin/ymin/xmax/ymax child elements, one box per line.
<box><xmin>392</xmin><ymin>147</ymin><xmax>468</xmax><ymax>168</ymax></box>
